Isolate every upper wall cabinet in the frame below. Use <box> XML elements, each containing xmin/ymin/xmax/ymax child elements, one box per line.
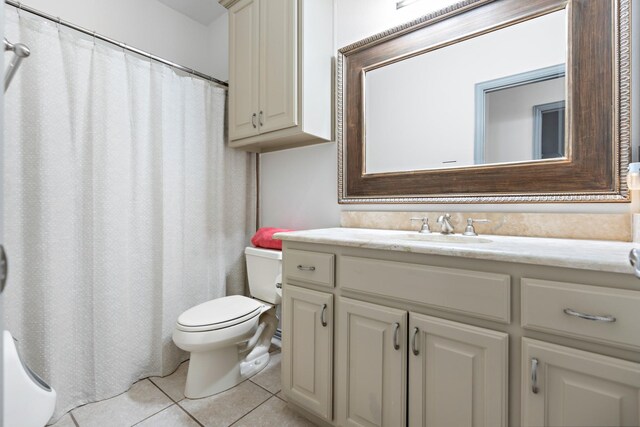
<box><xmin>220</xmin><ymin>0</ymin><xmax>334</xmax><ymax>152</ymax></box>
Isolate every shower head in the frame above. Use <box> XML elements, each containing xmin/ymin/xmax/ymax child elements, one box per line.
<box><xmin>4</xmin><ymin>38</ymin><xmax>31</xmax><ymax>92</ymax></box>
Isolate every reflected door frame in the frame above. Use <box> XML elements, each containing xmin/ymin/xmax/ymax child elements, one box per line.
<box><xmin>473</xmin><ymin>63</ymin><xmax>566</xmax><ymax>164</ymax></box>
<box><xmin>532</xmin><ymin>100</ymin><xmax>566</xmax><ymax>159</ymax></box>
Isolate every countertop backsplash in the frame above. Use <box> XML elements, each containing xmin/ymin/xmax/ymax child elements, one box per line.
<box><xmin>341</xmin><ymin>211</ymin><xmax>633</xmax><ymax>242</ymax></box>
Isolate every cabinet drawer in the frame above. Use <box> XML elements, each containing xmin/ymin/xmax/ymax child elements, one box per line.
<box><xmin>521</xmin><ymin>278</ymin><xmax>640</xmax><ymax>350</ymax></box>
<box><xmin>284</xmin><ymin>249</ymin><xmax>335</xmax><ymax>288</ymax></box>
<box><xmin>340</xmin><ymin>256</ymin><xmax>511</xmax><ymax>323</ymax></box>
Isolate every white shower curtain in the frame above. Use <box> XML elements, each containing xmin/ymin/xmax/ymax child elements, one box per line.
<box><xmin>3</xmin><ymin>10</ymin><xmax>256</xmax><ymax>421</ymax></box>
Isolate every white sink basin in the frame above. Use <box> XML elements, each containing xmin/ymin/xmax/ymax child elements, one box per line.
<box><xmin>396</xmin><ymin>233</ymin><xmax>492</xmax><ymax>244</ymax></box>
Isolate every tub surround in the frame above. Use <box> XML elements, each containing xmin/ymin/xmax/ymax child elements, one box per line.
<box><xmin>275</xmin><ymin>227</ymin><xmax>637</xmax><ymax>275</ymax></box>
<box><xmin>340</xmin><ymin>211</ymin><xmax>633</xmax><ymax>242</ymax></box>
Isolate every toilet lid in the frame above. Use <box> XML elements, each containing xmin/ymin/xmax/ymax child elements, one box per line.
<box><xmin>177</xmin><ymin>295</ymin><xmax>264</xmax><ymax>329</ymax></box>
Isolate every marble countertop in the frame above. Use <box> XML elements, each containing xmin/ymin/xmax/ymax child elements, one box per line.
<box><xmin>274</xmin><ymin>227</ymin><xmax>639</xmax><ymax>275</ymax></box>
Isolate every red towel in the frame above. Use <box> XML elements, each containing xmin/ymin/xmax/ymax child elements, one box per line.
<box><xmin>251</xmin><ymin>227</ymin><xmax>293</xmax><ymax>250</ymax></box>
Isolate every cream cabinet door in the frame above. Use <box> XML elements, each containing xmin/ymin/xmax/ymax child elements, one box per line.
<box><xmin>336</xmin><ymin>297</ymin><xmax>407</xmax><ymax>427</ymax></box>
<box><xmin>258</xmin><ymin>0</ymin><xmax>297</xmax><ymax>133</ymax></box>
<box><xmin>408</xmin><ymin>313</ymin><xmax>508</xmax><ymax>427</ymax></box>
<box><xmin>282</xmin><ymin>285</ymin><xmax>333</xmax><ymax>420</ymax></box>
<box><xmin>522</xmin><ymin>338</ymin><xmax>640</xmax><ymax>427</ymax></box>
<box><xmin>228</xmin><ymin>0</ymin><xmax>260</xmax><ymax>140</ymax></box>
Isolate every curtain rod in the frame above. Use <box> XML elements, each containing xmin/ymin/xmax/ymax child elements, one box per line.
<box><xmin>4</xmin><ymin>0</ymin><xmax>228</xmax><ymax>88</ymax></box>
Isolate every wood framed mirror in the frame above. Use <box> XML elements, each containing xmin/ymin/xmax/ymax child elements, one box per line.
<box><xmin>337</xmin><ymin>0</ymin><xmax>631</xmax><ymax>204</ymax></box>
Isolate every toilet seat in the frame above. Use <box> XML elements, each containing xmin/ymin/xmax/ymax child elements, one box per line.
<box><xmin>177</xmin><ymin>295</ymin><xmax>265</xmax><ymax>333</ymax></box>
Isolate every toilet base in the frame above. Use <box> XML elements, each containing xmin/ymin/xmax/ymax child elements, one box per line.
<box><xmin>177</xmin><ymin>303</ymin><xmax>279</xmax><ymax>400</ymax></box>
<box><xmin>185</xmin><ymin>346</ymin><xmax>270</xmax><ymax>399</ymax></box>
<box><xmin>240</xmin><ymin>352</ymin><xmax>270</xmax><ymax>378</ymax></box>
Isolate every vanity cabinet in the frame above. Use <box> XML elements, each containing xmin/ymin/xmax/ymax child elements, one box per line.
<box><xmin>336</xmin><ymin>298</ymin><xmax>407</xmax><ymax>427</ymax></box>
<box><xmin>282</xmin><ymin>284</ymin><xmax>333</xmax><ymax>420</ymax></box>
<box><xmin>409</xmin><ymin>313</ymin><xmax>508</xmax><ymax>427</ymax></box>
<box><xmin>335</xmin><ymin>298</ymin><xmax>508</xmax><ymax>427</ymax></box>
<box><xmin>221</xmin><ymin>0</ymin><xmax>333</xmax><ymax>152</ymax></box>
<box><xmin>521</xmin><ymin>278</ymin><xmax>640</xmax><ymax>351</ymax></box>
<box><xmin>521</xmin><ymin>338</ymin><xmax>640</xmax><ymax>427</ymax></box>
<box><xmin>278</xmin><ymin>232</ymin><xmax>640</xmax><ymax>427</ymax></box>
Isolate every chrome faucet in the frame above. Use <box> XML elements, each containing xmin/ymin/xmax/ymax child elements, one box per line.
<box><xmin>436</xmin><ymin>214</ymin><xmax>454</xmax><ymax>234</ymax></box>
<box><xmin>463</xmin><ymin>218</ymin><xmax>491</xmax><ymax>236</ymax></box>
<box><xmin>410</xmin><ymin>217</ymin><xmax>431</xmax><ymax>234</ymax></box>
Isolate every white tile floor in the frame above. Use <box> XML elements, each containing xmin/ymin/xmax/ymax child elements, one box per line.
<box><xmin>49</xmin><ymin>349</ymin><xmax>315</xmax><ymax>427</ymax></box>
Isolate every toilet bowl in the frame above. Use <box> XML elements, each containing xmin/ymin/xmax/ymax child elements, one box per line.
<box><xmin>172</xmin><ymin>247</ymin><xmax>282</xmax><ymax>399</ymax></box>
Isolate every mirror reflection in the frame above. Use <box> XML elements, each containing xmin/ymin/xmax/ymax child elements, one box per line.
<box><xmin>364</xmin><ymin>9</ymin><xmax>567</xmax><ymax>174</ymax></box>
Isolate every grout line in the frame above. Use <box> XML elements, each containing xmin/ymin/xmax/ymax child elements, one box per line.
<box><xmin>148</xmin><ymin>362</ymin><xmax>280</xmax><ymax>426</ymax></box>
<box><xmin>64</xmin><ymin>379</ymin><xmax>157</xmax><ymax>424</ymax></box>
<box><xmin>274</xmin><ymin>392</ymin><xmax>287</xmax><ymax>403</ymax></box>
<box><xmin>130</xmin><ymin>403</ymin><xmax>177</xmax><ymax>427</ymax></box>
<box><xmin>174</xmin><ymin>402</ymin><xmax>205</xmax><ymax>427</ymax></box>
<box><xmin>228</xmin><ymin>394</ymin><xmax>274</xmax><ymax>426</ymax></box>
<box><xmin>65</xmin><ymin>361</ymin><xmax>189</xmax><ymax>422</ymax></box>
<box><xmin>69</xmin><ymin>412</ymin><xmax>80</xmax><ymax>427</ymax></box>
<box><xmin>147</xmin><ymin>359</ymin><xmax>188</xmax><ymax>392</ymax></box>
<box><xmin>53</xmin><ymin>362</ymin><xmax>192</xmax><ymax>427</ymax></box>
<box><xmin>148</xmin><ymin>379</ymin><xmax>182</xmax><ymax>404</ymax></box>
<box><xmin>247</xmin><ymin>377</ymin><xmax>279</xmax><ymax>396</ymax></box>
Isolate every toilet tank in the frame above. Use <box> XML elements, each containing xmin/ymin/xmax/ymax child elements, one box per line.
<box><xmin>245</xmin><ymin>247</ymin><xmax>282</xmax><ymax>304</ymax></box>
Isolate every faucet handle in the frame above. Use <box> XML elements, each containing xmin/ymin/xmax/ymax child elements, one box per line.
<box><xmin>463</xmin><ymin>218</ymin><xmax>490</xmax><ymax>236</ymax></box>
<box><xmin>410</xmin><ymin>217</ymin><xmax>431</xmax><ymax>234</ymax></box>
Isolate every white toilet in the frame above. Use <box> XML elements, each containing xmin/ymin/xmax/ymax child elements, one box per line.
<box><xmin>172</xmin><ymin>246</ymin><xmax>282</xmax><ymax>399</ymax></box>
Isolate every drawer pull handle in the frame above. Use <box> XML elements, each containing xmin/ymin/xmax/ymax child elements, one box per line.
<box><xmin>563</xmin><ymin>308</ymin><xmax>616</xmax><ymax>323</ymax></box>
<box><xmin>320</xmin><ymin>304</ymin><xmax>328</xmax><ymax>327</ymax></box>
<box><xmin>251</xmin><ymin>113</ymin><xmax>257</xmax><ymax>128</ymax></box>
<box><xmin>392</xmin><ymin>322</ymin><xmax>400</xmax><ymax>350</ymax></box>
<box><xmin>411</xmin><ymin>327</ymin><xmax>420</xmax><ymax>356</ymax></box>
<box><xmin>275</xmin><ymin>282</ymin><xmax>282</xmax><ymax>289</ymax></box>
<box><xmin>297</xmin><ymin>265</ymin><xmax>316</xmax><ymax>271</ymax></box>
<box><xmin>531</xmin><ymin>358</ymin><xmax>539</xmax><ymax>394</ymax></box>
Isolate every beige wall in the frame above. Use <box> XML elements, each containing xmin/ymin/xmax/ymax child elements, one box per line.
<box><xmin>259</xmin><ymin>0</ymin><xmax>639</xmax><ymax>230</ymax></box>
